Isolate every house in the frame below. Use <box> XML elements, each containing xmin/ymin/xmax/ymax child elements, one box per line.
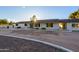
<box><xmin>15</xmin><ymin>19</ymin><xmax>79</xmax><ymax>32</ymax></box>
<box><xmin>15</xmin><ymin>21</ymin><xmax>30</xmax><ymax>29</ymax></box>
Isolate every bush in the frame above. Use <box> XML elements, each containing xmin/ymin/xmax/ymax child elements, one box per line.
<box><xmin>41</xmin><ymin>27</ymin><xmax>46</xmax><ymax>30</ymax></box>
<box><xmin>72</xmin><ymin>30</ymin><xmax>79</xmax><ymax>32</ymax></box>
<box><xmin>17</xmin><ymin>27</ymin><xmax>21</xmax><ymax>29</ymax></box>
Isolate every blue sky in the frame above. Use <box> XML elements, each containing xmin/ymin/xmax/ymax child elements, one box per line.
<box><xmin>0</xmin><ymin>6</ymin><xmax>79</xmax><ymax>22</ymax></box>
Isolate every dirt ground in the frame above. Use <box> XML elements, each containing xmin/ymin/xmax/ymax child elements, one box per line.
<box><xmin>11</xmin><ymin>30</ymin><xmax>79</xmax><ymax>52</ymax></box>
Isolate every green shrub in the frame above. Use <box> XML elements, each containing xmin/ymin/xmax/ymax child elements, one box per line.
<box><xmin>72</xmin><ymin>30</ymin><xmax>79</xmax><ymax>32</ymax></box>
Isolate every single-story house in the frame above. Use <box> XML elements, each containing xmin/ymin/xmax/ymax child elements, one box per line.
<box><xmin>15</xmin><ymin>19</ymin><xmax>79</xmax><ymax>32</ymax></box>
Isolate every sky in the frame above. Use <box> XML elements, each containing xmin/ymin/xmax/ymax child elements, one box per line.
<box><xmin>0</xmin><ymin>6</ymin><xmax>79</xmax><ymax>22</ymax></box>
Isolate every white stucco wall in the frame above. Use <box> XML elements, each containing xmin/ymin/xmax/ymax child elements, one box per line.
<box><xmin>67</xmin><ymin>23</ymin><xmax>72</xmax><ymax>32</ymax></box>
<box><xmin>52</xmin><ymin>23</ymin><xmax>59</xmax><ymax>30</ymax></box>
<box><xmin>15</xmin><ymin>23</ymin><xmax>30</xmax><ymax>29</ymax></box>
<box><xmin>40</xmin><ymin>23</ymin><xmax>47</xmax><ymax>28</ymax></box>
<box><xmin>39</xmin><ymin>23</ymin><xmax>59</xmax><ymax>31</ymax></box>
<box><xmin>72</xmin><ymin>23</ymin><xmax>79</xmax><ymax>31</ymax></box>
<box><xmin>26</xmin><ymin>23</ymin><xmax>30</xmax><ymax>28</ymax></box>
<box><xmin>46</xmin><ymin>23</ymin><xmax>59</xmax><ymax>31</ymax></box>
<box><xmin>14</xmin><ymin>22</ymin><xmax>79</xmax><ymax>31</ymax></box>
<box><xmin>17</xmin><ymin>24</ymin><xmax>24</xmax><ymax>27</ymax></box>
<box><xmin>72</xmin><ymin>28</ymin><xmax>79</xmax><ymax>30</ymax></box>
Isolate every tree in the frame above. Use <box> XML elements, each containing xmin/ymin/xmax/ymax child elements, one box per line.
<box><xmin>69</xmin><ymin>9</ymin><xmax>79</xmax><ymax>19</ymax></box>
<box><xmin>30</xmin><ymin>15</ymin><xmax>37</xmax><ymax>28</ymax></box>
<box><xmin>31</xmin><ymin>15</ymin><xmax>37</xmax><ymax>23</ymax></box>
<box><xmin>0</xmin><ymin>19</ymin><xmax>15</xmax><ymax>25</ymax></box>
<box><xmin>0</xmin><ymin>19</ymin><xmax>9</xmax><ymax>25</ymax></box>
<box><xmin>9</xmin><ymin>21</ymin><xmax>14</xmax><ymax>25</ymax></box>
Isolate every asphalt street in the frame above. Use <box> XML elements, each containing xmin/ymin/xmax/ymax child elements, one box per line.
<box><xmin>0</xmin><ymin>35</ymin><xmax>66</xmax><ymax>52</ymax></box>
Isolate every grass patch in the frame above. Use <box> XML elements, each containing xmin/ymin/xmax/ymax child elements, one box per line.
<box><xmin>72</xmin><ymin>30</ymin><xmax>79</xmax><ymax>32</ymax></box>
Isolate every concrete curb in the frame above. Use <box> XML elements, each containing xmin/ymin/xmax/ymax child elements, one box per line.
<box><xmin>0</xmin><ymin>34</ymin><xmax>73</xmax><ymax>52</ymax></box>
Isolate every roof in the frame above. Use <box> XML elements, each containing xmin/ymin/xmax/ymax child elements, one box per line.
<box><xmin>16</xmin><ymin>19</ymin><xmax>79</xmax><ymax>24</ymax></box>
<box><xmin>16</xmin><ymin>21</ymin><xmax>30</xmax><ymax>24</ymax></box>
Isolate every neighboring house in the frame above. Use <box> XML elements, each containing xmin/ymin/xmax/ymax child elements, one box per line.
<box><xmin>15</xmin><ymin>19</ymin><xmax>79</xmax><ymax>32</ymax></box>
<box><xmin>0</xmin><ymin>24</ymin><xmax>15</xmax><ymax>30</ymax></box>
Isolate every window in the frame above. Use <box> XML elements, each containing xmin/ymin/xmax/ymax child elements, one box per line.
<box><xmin>38</xmin><ymin>23</ymin><xmax>40</xmax><ymax>27</ymax></box>
<box><xmin>46</xmin><ymin>23</ymin><xmax>48</xmax><ymax>27</ymax></box>
<box><xmin>72</xmin><ymin>24</ymin><xmax>75</xmax><ymax>27</ymax></box>
<box><xmin>50</xmin><ymin>23</ymin><xmax>53</xmax><ymax>27</ymax></box>
<box><xmin>16</xmin><ymin>24</ymin><xmax>18</xmax><ymax>26</ymax></box>
<box><xmin>72</xmin><ymin>24</ymin><xmax>79</xmax><ymax>28</ymax></box>
<box><xmin>46</xmin><ymin>23</ymin><xmax>53</xmax><ymax>27</ymax></box>
<box><xmin>24</xmin><ymin>23</ymin><xmax>27</xmax><ymax>26</ymax></box>
<box><xmin>35</xmin><ymin>23</ymin><xmax>40</xmax><ymax>27</ymax></box>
